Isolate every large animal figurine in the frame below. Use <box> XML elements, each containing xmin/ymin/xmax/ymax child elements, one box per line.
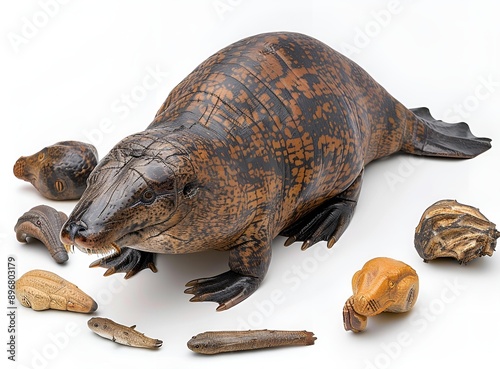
<box><xmin>60</xmin><ymin>32</ymin><xmax>491</xmax><ymax>311</ymax></box>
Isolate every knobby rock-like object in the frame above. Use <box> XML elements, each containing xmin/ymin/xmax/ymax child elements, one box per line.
<box><xmin>343</xmin><ymin>257</ymin><xmax>419</xmax><ymax>332</ymax></box>
<box><xmin>15</xmin><ymin>269</ymin><xmax>97</xmax><ymax>313</ymax></box>
<box><xmin>60</xmin><ymin>32</ymin><xmax>490</xmax><ymax>311</ymax></box>
<box><xmin>14</xmin><ymin>205</ymin><xmax>70</xmax><ymax>263</ymax></box>
<box><xmin>415</xmin><ymin>199</ymin><xmax>499</xmax><ymax>264</ymax></box>
<box><xmin>13</xmin><ymin>141</ymin><xmax>98</xmax><ymax>200</ymax></box>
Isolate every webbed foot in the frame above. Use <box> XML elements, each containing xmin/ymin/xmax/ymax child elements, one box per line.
<box><xmin>184</xmin><ymin>270</ymin><xmax>262</xmax><ymax>311</ymax></box>
<box><xmin>89</xmin><ymin>247</ymin><xmax>157</xmax><ymax>279</ymax></box>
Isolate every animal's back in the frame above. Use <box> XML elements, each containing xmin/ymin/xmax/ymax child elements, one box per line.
<box><xmin>151</xmin><ymin>32</ymin><xmax>406</xmax><ymax>230</ymax></box>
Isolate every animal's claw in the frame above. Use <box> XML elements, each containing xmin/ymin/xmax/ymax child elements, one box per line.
<box><xmin>89</xmin><ymin>247</ymin><xmax>157</xmax><ymax>279</ymax></box>
<box><xmin>280</xmin><ymin>198</ymin><xmax>357</xmax><ymax>249</ymax></box>
<box><xmin>184</xmin><ymin>270</ymin><xmax>261</xmax><ymax>311</ymax></box>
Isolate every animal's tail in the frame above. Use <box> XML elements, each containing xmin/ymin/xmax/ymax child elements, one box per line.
<box><xmin>401</xmin><ymin>107</ymin><xmax>492</xmax><ymax>158</ymax></box>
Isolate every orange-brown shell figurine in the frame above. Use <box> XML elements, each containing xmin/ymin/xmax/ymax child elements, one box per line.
<box><xmin>13</xmin><ymin>141</ymin><xmax>98</xmax><ymax>200</ymax></box>
<box><xmin>343</xmin><ymin>257</ymin><xmax>419</xmax><ymax>332</ymax></box>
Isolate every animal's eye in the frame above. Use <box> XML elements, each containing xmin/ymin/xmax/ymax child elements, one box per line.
<box><xmin>38</xmin><ymin>152</ymin><xmax>45</xmax><ymax>161</ymax></box>
<box><xmin>141</xmin><ymin>189</ymin><xmax>156</xmax><ymax>204</ymax></box>
<box><xmin>389</xmin><ymin>281</ymin><xmax>395</xmax><ymax>288</ymax></box>
<box><xmin>183</xmin><ymin>181</ymin><xmax>199</xmax><ymax>199</ymax></box>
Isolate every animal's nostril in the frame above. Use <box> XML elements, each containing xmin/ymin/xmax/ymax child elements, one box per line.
<box><xmin>67</xmin><ymin>221</ymin><xmax>88</xmax><ymax>242</ymax></box>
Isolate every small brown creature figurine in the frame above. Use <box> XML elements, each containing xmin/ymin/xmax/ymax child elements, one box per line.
<box><xmin>15</xmin><ymin>205</ymin><xmax>70</xmax><ymax>263</ymax></box>
<box><xmin>415</xmin><ymin>199</ymin><xmax>499</xmax><ymax>264</ymax></box>
<box><xmin>15</xmin><ymin>269</ymin><xmax>97</xmax><ymax>313</ymax></box>
<box><xmin>343</xmin><ymin>257</ymin><xmax>419</xmax><ymax>333</ymax></box>
<box><xmin>13</xmin><ymin>140</ymin><xmax>98</xmax><ymax>200</ymax></box>
<box><xmin>187</xmin><ymin>329</ymin><xmax>316</xmax><ymax>354</ymax></box>
<box><xmin>60</xmin><ymin>32</ymin><xmax>490</xmax><ymax>311</ymax></box>
<box><xmin>87</xmin><ymin>317</ymin><xmax>162</xmax><ymax>349</ymax></box>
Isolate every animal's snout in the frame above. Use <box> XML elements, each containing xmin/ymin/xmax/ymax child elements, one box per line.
<box><xmin>354</xmin><ymin>295</ymin><xmax>381</xmax><ymax>316</ymax></box>
<box><xmin>61</xmin><ymin>220</ymin><xmax>88</xmax><ymax>244</ymax></box>
<box><xmin>13</xmin><ymin>158</ymin><xmax>27</xmax><ymax>180</ymax></box>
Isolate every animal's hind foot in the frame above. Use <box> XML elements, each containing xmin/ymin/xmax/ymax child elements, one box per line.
<box><xmin>89</xmin><ymin>247</ymin><xmax>157</xmax><ymax>279</ymax></box>
<box><xmin>184</xmin><ymin>270</ymin><xmax>261</xmax><ymax>311</ymax></box>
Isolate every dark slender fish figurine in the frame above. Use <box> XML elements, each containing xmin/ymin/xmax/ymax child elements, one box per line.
<box><xmin>60</xmin><ymin>32</ymin><xmax>491</xmax><ymax>310</ymax></box>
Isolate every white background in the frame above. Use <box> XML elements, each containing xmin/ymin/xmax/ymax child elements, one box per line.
<box><xmin>2</xmin><ymin>1</ymin><xmax>500</xmax><ymax>368</ymax></box>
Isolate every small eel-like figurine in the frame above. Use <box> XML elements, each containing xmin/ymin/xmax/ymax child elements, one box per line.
<box><xmin>187</xmin><ymin>330</ymin><xmax>316</xmax><ymax>354</ymax></box>
<box><xmin>343</xmin><ymin>257</ymin><xmax>419</xmax><ymax>333</ymax></box>
<box><xmin>13</xmin><ymin>140</ymin><xmax>98</xmax><ymax>200</ymax></box>
<box><xmin>14</xmin><ymin>205</ymin><xmax>70</xmax><ymax>263</ymax></box>
<box><xmin>87</xmin><ymin>317</ymin><xmax>163</xmax><ymax>349</ymax></box>
<box><xmin>15</xmin><ymin>269</ymin><xmax>97</xmax><ymax>313</ymax></box>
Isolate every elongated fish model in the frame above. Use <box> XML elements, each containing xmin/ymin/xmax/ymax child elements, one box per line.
<box><xmin>87</xmin><ymin>317</ymin><xmax>162</xmax><ymax>349</ymax></box>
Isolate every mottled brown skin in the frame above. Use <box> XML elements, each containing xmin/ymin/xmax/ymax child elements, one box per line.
<box><xmin>14</xmin><ymin>141</ymin><xmax>98</xmax><ymax>200</ymax></box>
<box><xmin>15</xmin><ymin>205</ymin><xmax>69</xmax><ymax>263</ymax></box>
<box><xmin>343</xmin><ymin>257</ymin><xmax>419</xmax><ymax>332</ymax></box>
<box><xmin>60</xmin><ymin>32</ymin><xmax>491</xmax><ymax>310</ymax></box>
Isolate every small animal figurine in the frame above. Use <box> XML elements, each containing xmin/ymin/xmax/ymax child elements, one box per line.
<box><xmin>187</xmin><ymin>329</ymin><xmax>316</xmax><ymax>354</ymax></box>
<box><xmin>60</xmin><ymin>32</ymin><xmax>490</xmax><ymax>311</ymax></box>
<box><xmin>343</xmin><ymin>257</ymin><xmax>419</xmax><ymax>332</ymax></box>
<box><xmin>87</xmin><ymin>317</ymin><xmax>162</xmax><ymax>349</ymax></box>
<box><xmin>14</xmin><ymin>205</ymin><xmax>70</xmax><ymax>263</ymax></box>
<box><xmin>415</xmin><ymin>199</ymin><xmax>499</xmax><ymax>264</ymax></box>
<box><xmin>15</xmin><ymin>269</ymin><xmax>97</xmax><ymax>313</ymax></box>
<box><xmin>13</xmin><ymin>140</ymin><xmax>98</xmax><ymax>200</ymax></box>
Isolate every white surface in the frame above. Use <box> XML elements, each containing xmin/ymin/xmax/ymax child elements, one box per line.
<box><xmin>2</xmin><ymin>1</ymin><xmax>499</xmax><ymax>368</ymax></box>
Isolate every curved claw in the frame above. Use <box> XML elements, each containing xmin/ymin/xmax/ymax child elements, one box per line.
<box><xmin>89</xmin><ymin>247</ymin><xmax>157</xmax><ymax>279</ymax></box>
<box><xmin>184</xmin><ymin>270</ymin><xmax>261</xmax><ymax>311</ymax></box>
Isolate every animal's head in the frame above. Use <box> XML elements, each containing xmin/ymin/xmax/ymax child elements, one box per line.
<box><xmin>13</xmin><ymin>141</ymin><xmax>98</xmax><ymax>200</ymax></box>
<box><xmin>351</xmin><ymin>257</ymin><xmax>419</xmax><ymax>316</ymax></box>
<box><xmin>60</xmin><ymin>131</ymin><xmax>203</xmax><ymax>255</ymax></box>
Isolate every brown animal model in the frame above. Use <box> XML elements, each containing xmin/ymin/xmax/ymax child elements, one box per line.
<box><xmin>15</xmin><ymin>205</ymin><xmax>70</xmax><ymax>263</ymax></box>
<box><xmin>343</xmin><ymin>257</ymin><xmax>419</xmax><ymax>332</ymax></box>
<box><xmin>13</xmin><ymin>141</ymin><xmax>98</xmax><ymax>200</ymax></box>
<box><xmin>60</xmin><ymin>32</ymin><xmax>491</xmax><ymax>311</ymax></box>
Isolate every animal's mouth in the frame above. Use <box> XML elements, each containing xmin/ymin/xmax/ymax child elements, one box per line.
<box><xmin>66</xmin><ymin>241</ymin><xmax>121</xmax><ymax>257</ymax></box>
<box><xmin>64</xmin><ymin>226</ymin><xmax>159</xmax><ymax>256</ymax></box>
<box><xmin>354</xmin><ymin>296</ymin><xmax>395</xmax><ymax>316</ymax></box>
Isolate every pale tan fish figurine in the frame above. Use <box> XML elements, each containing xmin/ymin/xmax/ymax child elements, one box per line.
<box><xmin>87</xmin><ymin>317</ymin><xmax>162</xmax><ymax>349</ymax></box>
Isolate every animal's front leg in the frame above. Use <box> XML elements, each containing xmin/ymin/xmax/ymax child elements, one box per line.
<box><xmin>89</xmin><ymin>247</ymin><xmax>158</xmax><ymax>279</ymax></box>
<box><xmin>184</xmin><ymin>236</ymin><xmax>271</xmax><ymax>311</ymax></box>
